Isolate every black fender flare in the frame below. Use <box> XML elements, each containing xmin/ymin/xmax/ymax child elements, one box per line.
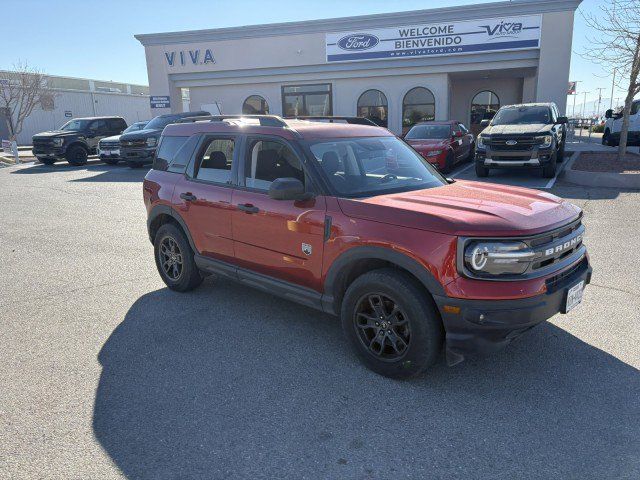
<box><xmin>322</xmin><ymin>245</ymin><xmax>446</xmax><ymax>315</ymax></box>
<box><xmin>147</xmin><ymin>205</ymin><xmax>197</xmax><ymax>252</ymax></box>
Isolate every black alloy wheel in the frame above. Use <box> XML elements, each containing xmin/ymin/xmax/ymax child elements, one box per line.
<box><xmin>354</xmin><ymin>293</ymin><xmax>411</xmax><ymax>361</ymax></box>
<box><xmin>158</xmin><ymin>236</ymin><xmax>184</xmax><ymax>281</ymax></box>
<box><xmin>66</xmin><ymin>146</ymin><xmax>88</xmax><ymax>166</ymax></box>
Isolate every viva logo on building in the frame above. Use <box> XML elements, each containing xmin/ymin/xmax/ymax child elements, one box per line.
<box><xmin>164</xmin><ymin>49</ymin><xmax>216</xmax><ymax>67</ymax></box>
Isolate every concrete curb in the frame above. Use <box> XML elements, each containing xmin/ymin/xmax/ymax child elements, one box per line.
<box><xmin>562</xmin><ymin>151</ymin><xmax>640</xmax><ymax>190</ymax></box>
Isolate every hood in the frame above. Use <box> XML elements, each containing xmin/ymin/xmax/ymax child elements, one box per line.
<box><xmin>33</xmin><ymin>130</ymin><xmax>80</xmax><ymax>139</ymax></box>
<box><xmin>119</xmin><ymin>128</ymin><xmax>161</xmax><ymax>141</ymax></box>
<box><xmin>99</xmin><ymin>135</ymin><xmax>121</xmax><ymax>143</ymax></box>
<box><xmin>337</xmin><ymin>180</ymin><xmax>581</xmax><ymax>237</ymax></box>
<box><xmin>406</xmin><ymin>139</ymin><xmax>449</xmax><ymax>149</ymax></box>
<box><xmin>483</xmin><ymin>124</ymin><xmax>552</xmax><ymax>136</ymax></box>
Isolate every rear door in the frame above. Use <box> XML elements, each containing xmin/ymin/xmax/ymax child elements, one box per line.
<box><xmin>231</xmin><ymin>136</ymin><xmax>326</xmax><ymax>290</ymax></box>
<box><xmin>172</xmin><ymin>134</ymin><xmax>237</xmax><ymax>262</ymax></box>
<box><xmin>87</xmin><ymin>120</ymin><xmax>109</xmax><ymax>150</ymax></box>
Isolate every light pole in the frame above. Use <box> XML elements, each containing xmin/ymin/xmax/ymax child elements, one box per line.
<box><xmin>610</xmin><ymin>68</ymin><xmax>616</xmax><ymax>110</ymax></box>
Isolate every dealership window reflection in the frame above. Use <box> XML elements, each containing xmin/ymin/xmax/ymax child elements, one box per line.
<box><xmin>242</xmin><ymin>95</ymin><xmax>270</xmax><ymax>115</ymax></box>
<box><xmin>282</xmin><ymin>84</ymin><xmax>332</xmax><ymax>117</ymax></box>
<box><xmin>402</xmin><ymin>87</ymin><xmax>435</xmax><ymax>133</ymax></box>
<box><xmin>357</xmin><ymin>89</ymin><xmax>388</xmax><ymax>127</ymax></box>
<box><xmin>470</xmin><ymin>91</ymin><xmax>500</xmax><ymax>136</ymax></box>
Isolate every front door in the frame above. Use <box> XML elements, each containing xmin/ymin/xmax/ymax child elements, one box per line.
<box><xmin>87</xmin><ymin>119</ymin><xmax>108</xmax><ymax>150</ymax></box>
<box><xmin>232</xmin><ymin>136</ymin><xmax>326</xmax><ymax>290</ymax></box>
<box><xmin>172</xmin><ymin>135</ymin><xmax>237</xmax><ymax>262</ymax></box>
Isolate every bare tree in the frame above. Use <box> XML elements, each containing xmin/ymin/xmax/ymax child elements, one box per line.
<box><xmin>0</xmin><ymin>62</ymin><xmax>53</xmax><ymax>142</ymax></box>
<box><xmin>582</xmin><ymin>0</ymin><xmax>640</xmax><ymax>159</ymax></box>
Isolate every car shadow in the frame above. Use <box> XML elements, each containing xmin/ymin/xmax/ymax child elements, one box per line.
<box><xmin>10</xmin><ymin>159</ymin><xmax>149</xmax><ymax>182</ymax></box>
<box><xmin>93</xmin><ymin>280</ymin><xmax>640</xmax><ymax>479</ymax></box>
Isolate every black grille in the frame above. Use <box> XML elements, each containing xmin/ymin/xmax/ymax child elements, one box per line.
<box><xmin>486</xmin><ymin>137</ymin><xmax>543</xmax><ymax>146</ymax></box>
<box><xmin>545</xmin><ymin>258</ymin><xmax>588</xmax><ymax>290</ymax></box>
<box><xmin>121</xmin><ymin>139</ymin><xmax>146</xmax><ymax>148</ymax></box>
<box><xmin>33</xmin><ymin>138</ymin><xmax>53</xmax><ymax>147</ymax></box>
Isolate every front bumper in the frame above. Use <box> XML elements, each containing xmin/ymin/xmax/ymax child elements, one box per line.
<box><xmin>33</xmin><ymin>146</ymin><xmax>66</xmax><ymax>158</ymax></box>
<box><xmin>121</xmin><ymin>147</ymin><xmax>156</xmax><ymax>163</ymax></box>
<box><xmin>475</xmin><ymin>145</ymin><xmax>554</xmax><ymax>168</ymax></box>
<box><xmin>433</xmin><ymin>257</ymin><xmax>592</xmax><ymax>365</ymax></box>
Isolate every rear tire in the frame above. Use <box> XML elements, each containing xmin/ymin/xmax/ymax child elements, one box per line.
<box><xmin>441</xmin><ymin>151</ymin><xmax>454</xmax><ymax>173</ymax></box>
<box><xmin>475</xmin><ymin>160</ymin><xmax>489</xmax><ymax>177</ymax></box>
<box><xmin>154</xmin><ymin>223</ymin><xmax>203</xmax><ymax>292</ymax></box>
<box><xmin>340</xmin><ymin>268</ymin><xmax>444</xmax><ymax>379</ymax></box>
<box><xmin>38</xmin><ymin>157</ymin><xmax>56</xmax><ymax>165</ymax></box>
<box><xmin>66</xmin><ymin>146</ymin><xmax>88</xmax><ymax>166</ymax></box>
<box><xmin>465</xmin><ymin>142</ymin><xmax>475</xmax><ymax>162</ymax></box>
<box><xmin>542</xmin><ymin>152</ymin><xmax>557</xmax><ymax>178</ymax></box>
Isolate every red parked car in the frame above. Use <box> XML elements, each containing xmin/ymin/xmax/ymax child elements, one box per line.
<box><xmin>404</xmin><ymin>121</ymin><xmax>475</xmax><ymax>173</ymax></box>
<box><xmin>143</xmin><ymin>115</ymin><xmax>591</xmax><ymax>378</ymax></box>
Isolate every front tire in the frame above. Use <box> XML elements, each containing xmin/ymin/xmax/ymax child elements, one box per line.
<box><xmin>602</xmin><ymin>129</ymin><xmax>610</xmax><ymax>145</ymax></box>
<box><xmin>154</xmin><ymin>223</ymin><xmax>203</xmax><ymax>292</ymax></box>
<box><xmin>475</xmin><ymin>160</ymin><xmax>489</xmax><ymax>177</ymax></box>
<box><xmin>542</xmin><ymin>152</ymin><xmax>557</xmax><ymax>178</ymax></box>
<box><xmin>66</xmin><ymin>146</ymin><xmax>88</xmax><ymax>166</ymax></box>
<box><xmin>340</xmin><ymin>268</ymin><xmax>444</xmax><ymax>379</ymax></box>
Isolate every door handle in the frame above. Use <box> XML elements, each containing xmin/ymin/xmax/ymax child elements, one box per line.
<box><xmin>180</xmin><ymin>192</ymin><xmax>197</xmax><ymax>202</ymax></box>
<box><xmin>237</xmin><ymin>203</ymin><xmax>259</xmax><ymax>214</ymax></box>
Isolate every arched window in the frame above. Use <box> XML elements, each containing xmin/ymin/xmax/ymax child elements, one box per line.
<box><xmin>470</xmin><ymin>91</ymin><xmax>500</xmax><ymax>135</ymax></box>
<box><xmin>357</xmin><ymin>89</ymin><xmax>388</xmax><ymax>127</ymax></box>
<box><xmin>242</xmin><ymin>95</ymin><xmax>269</xmax><ymax>115</ymax></box>
<box><xmin>402</xmin><ymin>87</ymin><xmax>435</xmax><ymax>133</ymax></box>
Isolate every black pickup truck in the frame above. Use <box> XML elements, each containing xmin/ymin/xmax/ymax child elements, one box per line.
<box><xmin>32</xmin><ymin>116</ymin><xmax>127</xmax><ymax>166</ymax></box>
<box><xmin>474</xmin><ymin>103</ymin><xmax>567</xmax><ymax>178</ymax></box>
<box><xmin>119</xmin><ymin>111</ymin><xmax>210</xmax><ymax>168</ymax></box>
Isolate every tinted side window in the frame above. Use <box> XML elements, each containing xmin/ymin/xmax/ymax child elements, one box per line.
<box><xmin>631</xmin><ymin>101</ymin><xmax>640</xmax><ymax>116</ymax></box>
<box><xmin>90</xmin><ymin>120</ymin><xmax>108</xmax><ymax>133</ymax></box>
<box><xmin>194</xmin><ymin>138</ymin><xmax>235</xmax><ymax>184</ymax></box>
<box><xmin>244</xmin><ymin>139</ymin><xmax>304</xmax><ymax>190</ymax></box>
<box><xmin>153</xmin><ymin>136</ymin><xmax>189</xmax><ymax>171</ymax></box>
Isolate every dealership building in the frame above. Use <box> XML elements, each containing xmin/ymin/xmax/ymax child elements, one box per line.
<box><xmin>135</xmin><ymin>0</ymin><xmax>580</xmax><ymax>135</ymax></box>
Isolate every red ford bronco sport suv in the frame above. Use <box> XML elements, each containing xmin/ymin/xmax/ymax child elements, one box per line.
<box><xmin>143</xmin><ymin>115</ymin><xmax>591</xmax><ymax>379</ymax></box>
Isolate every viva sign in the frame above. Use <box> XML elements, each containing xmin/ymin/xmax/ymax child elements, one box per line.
<box><xmin>164</xmin><ymin>48</ymin><xmax>215</xmax><ymax>67</ymax></box>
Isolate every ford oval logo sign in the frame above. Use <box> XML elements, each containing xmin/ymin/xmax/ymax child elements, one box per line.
<box><xmin>337</xmin><ymin>33</ymin><xmax>379</xmax><ymax>51</ymax></box>
<box><xmin>506</xmin><ymin>140</ymin><xmax>518</xmax><ymax>146</ymax></box>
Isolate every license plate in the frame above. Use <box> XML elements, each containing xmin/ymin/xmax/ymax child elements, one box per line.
<box><xmin>100</xmin><ymin>149</ymin><xmax>119</xmax><ymax>156</ymax></box>
<box><xmin>565</xmin><ymin>280</ymin><xmax>585</xmax><ymax>313</ymax></box>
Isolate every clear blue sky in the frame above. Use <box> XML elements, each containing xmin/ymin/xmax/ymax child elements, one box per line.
<box><xmin>3</xmin><ymin>0</ymin><xmax>625</xmax><ymax>115</ymax></box>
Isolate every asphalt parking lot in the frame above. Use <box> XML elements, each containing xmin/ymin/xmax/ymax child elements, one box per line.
<box><xmin>1</xmin><ymin>159</ymin><xmax>639</xmax><ymax>479</ymax></box>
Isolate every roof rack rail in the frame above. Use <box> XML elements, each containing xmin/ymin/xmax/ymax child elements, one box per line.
<box><xmin>287</xmin><ymin>116</ymin><xmax>378</xmax><ymax>126</ymax></box>
<box><xmin>176</xmin><ymin>114</ymin><xmax>288</xmax><ymax>127</ymax></box>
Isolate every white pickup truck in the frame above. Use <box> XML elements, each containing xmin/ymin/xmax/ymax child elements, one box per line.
<box><xmin>603</xmin><ymin>99</ymin><xmax>640</xmax><ymax>147</ymax></box>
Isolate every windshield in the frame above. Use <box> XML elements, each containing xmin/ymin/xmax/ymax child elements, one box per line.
<box><xmin>491</xmin><ymin>106</ymin><xmax>551</xmax><ymax>125</ymax></box>
<box><xmin>305</xmin><ymin>136</ymin><xmax>447</xmax><ymax>198</ymax></box>
<box><xmin>405</xmin><ymin>124</ymin><xmax>451</xmax><ymax>140</ymax></box>
<box><xmin>60</xmin><ymin>119</ymin><xmax>89</xmax><ymax>131</ymax></box>
<box><xmin>144</xmin><ymin>116</ymin><xmax>176</xmax><ymax>130</ymax></box>
<box><xmin>123</xmin><ymin>122</ymin><xmax>148</xmax><ymax>133</ymax></box>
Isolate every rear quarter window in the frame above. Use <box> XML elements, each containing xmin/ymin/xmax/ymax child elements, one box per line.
<box><xmin>153</xmin><ymin>135</ymin><xmax>194</xmax><ymax>172</ymax></box>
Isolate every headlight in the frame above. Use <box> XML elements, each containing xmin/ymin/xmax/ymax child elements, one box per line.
<box><xmin>53</xmin><ymin>138</ymin><xmax>64</xmax><ymax>147</ymax></box>
<box><xmin>425</xmin><ymin>150</ymin><xmax>442</xmax><ymax>157</ymax></box>
<box><xmin>463</xmin><ymin>240</ymin><xmax>535</xmax><ymax>276</ymax></box>
<box><xmin>477</xmin><ymin>136</ymin><xmax>487</xmax><ymax>148</ymax></box>
<box><xmin>146</xmin><ymin>137</ymin><xmax>157</xmax><ymax>147</ymax></box>
<box><xmin>536</xmin><ymin>135</ymin><xmax>553</xmax><ymax>148</ymax></box>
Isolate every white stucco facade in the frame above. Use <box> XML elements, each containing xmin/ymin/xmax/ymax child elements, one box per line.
<box><xmin>135</xmin><ymin>0</ymin><xmax>580</xmax><ymax>135</ymax></box>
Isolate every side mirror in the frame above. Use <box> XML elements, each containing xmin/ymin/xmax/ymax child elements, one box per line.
<box><xmin>605</xmin><ymin>109</ymin><xmax>613</xmax><ymax>119</ymax></box>
<box><xmin>268</xmin><ymin>177</ymin><xmax>311</xmax><ymax>201</ymax></box>
<box><xmin>480</xmin><ymin>119</ymin><xmax>490</xmax><ymax>128</ymax></box>
<box><xmin>557</xmin><ymin>116</ymin><xmax>568</xmax><ymax>124</ymax></box>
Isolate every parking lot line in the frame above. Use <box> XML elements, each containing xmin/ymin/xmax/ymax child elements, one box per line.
<box><xmin>450</xmin><ymin>162</ymin><xmax>474</xmax><ymax>178</ymax></box>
